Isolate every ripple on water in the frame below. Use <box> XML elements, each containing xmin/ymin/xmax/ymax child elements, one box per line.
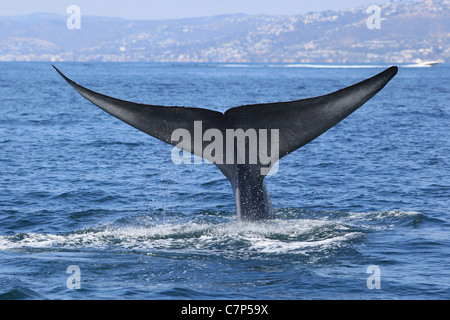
<box><xmin>0</xmin><ymin>209</ymin><xmax>422</xmax><ymax>264</ymax></box>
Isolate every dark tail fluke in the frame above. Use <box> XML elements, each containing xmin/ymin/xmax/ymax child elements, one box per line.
<box><xmin>54</xmin><ymin>65</ymin><xmax>397</xmax><ymax>221</ymax></box>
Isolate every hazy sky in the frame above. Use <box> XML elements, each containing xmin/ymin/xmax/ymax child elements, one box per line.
<box><xmin>1</xmin><ymin>0</ymin><xmax>398</xmax><ymax>20</ymax></box>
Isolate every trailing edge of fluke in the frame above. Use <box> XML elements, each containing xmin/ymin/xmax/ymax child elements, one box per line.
<box><xmin>53</xmin><ymin>65</ymin><xmax>398</xmax><ymax>221</ymax></box>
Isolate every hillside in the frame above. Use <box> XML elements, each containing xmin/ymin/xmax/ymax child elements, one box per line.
<box><xmin>0</xmin><ymin>0</ymin><xmax>448</xmax><ymax>63</ymax></box>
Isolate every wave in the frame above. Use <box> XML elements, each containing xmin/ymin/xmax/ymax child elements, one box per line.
<box><xmin>0</xmin><ymin>287</ymin><xmax>42</xmax><ymax>300</ymax></box>
<box><xmin>402</xmin><ymin>64</ymin><xmax>433</xmax><ymax>68</ymax></box>
<box><xmin>284</xmin><ymin>63</ymin><xmax>434</xmax><ymax>68</ymax></box>
<box><xmin>0</xmin><ymin>209</ymin><xmax>422</xmax><ymax>259</ymax></box>
<box><xmin>218</xmin><ymin>63</ymin><xmax>434</xmax><ymax>69</ymax></box>
<box><xmin>282</xmin><ymin>64</ymin><xmax>388</xmax><ymax>68</ymax></box>
<box><xmin>219</xmin><ymin>63</ymin><xmax>388</xmax><ymax>68</ymax></box>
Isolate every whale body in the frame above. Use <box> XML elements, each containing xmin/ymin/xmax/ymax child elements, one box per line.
<box><xmin>54</xmin><ymin>65</ymin><xmax>397</xmax><ymax>221</ymax></box>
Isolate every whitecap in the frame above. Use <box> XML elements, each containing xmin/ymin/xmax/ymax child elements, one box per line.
<box><xmin>0</xmin><ymin>210</ymin><xmax>421</xmax><ymax>257</ymax></box>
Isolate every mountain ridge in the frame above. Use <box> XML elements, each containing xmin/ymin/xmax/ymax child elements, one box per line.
<box><xmin>0</xmin><ymin>0</ymin><xmax>448</xmax><ymax>63</ymax></box>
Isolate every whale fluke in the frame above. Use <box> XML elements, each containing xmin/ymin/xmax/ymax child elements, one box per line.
<box><xmin>54</xmin><ymin>65</ymin><xmax>397</xmax><ymax>221</ymax></box>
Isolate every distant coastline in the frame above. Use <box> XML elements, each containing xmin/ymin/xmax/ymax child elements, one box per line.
<box><xmin>0</xmin><ymin>0</ymin><xmax>448</xmax><ymax>63</ymax></box>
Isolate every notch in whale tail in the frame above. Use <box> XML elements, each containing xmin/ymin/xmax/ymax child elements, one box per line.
<box><xmin>53</xmin><ymin>65</ymin><xmax>398</xmax><ymax>221</ymax></box>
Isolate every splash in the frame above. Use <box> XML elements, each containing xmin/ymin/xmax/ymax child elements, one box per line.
<box><xmin>0</xmin><ymin>209</ymin><xmax>422</xmax><ymax>259</ymax></box>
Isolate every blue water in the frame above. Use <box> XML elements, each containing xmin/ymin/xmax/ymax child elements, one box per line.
<box><xmin>0</xmin><ymin>62</ymin><xmax>448</xmax><ymax>300</ymax></box>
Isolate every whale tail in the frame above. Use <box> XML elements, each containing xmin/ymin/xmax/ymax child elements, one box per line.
<box><xmin>53</xmin><ymin>65</ymin><xmax>398</xmax><ymax>221</ymax></box>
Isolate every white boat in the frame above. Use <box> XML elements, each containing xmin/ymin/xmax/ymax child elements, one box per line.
<box><xmin>415</xmin><ymin>59</ymin><xmax>440</xmax><ymax>66</ymax></box>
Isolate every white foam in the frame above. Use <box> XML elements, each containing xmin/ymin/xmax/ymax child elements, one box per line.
<box><xmin>219</xmin><ymin>63</ymin><xmax>389</xmax><ymax>69</ymax></box>
<box><xmin>282</xmin><ymin>64</ymin><xmax>387</xmax><ymax>68</ymax></box>
<box><xmin>247</xmin><ymin>232</ymin><xmax>362</xmax><ymax>254</ymax></box>
<box><xmin>0</xmin><ymin>220</ymin><xmax>341</xmax><ymax>255</ymax></box>
<box><xmin>0</xmin><ymin>210</ymin><xmax>420</xmax><ymax>254</ymax></box>
<box><xmin>402</xmin><ymin>64</ymin><xmax>432</xmax><ymax>68</ymax></box>
<box><xmin>219</xmin><ymin>63</ymin><xmax>431</xmax><ymax>69</ymax></box>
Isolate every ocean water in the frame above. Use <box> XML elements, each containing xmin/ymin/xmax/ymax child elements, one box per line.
<box><xmin>0</xmin><ymin>62</ymin><xmax>448</xmax><ymax>300</ymax></box>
